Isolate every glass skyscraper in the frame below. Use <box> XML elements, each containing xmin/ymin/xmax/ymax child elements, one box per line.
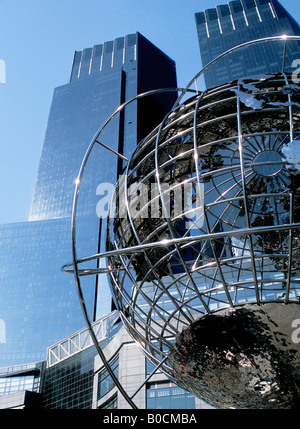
<box><xmin>0</xmin><ymin>32</ymin><xmax>177</xmax><ymax>370</ymax></box>
<box><xmin>29</xmin><ymin>32</ymin><xmax>177</xmax><ymax>222</ymax></box>
<box><xmin>195</xmin><ymin>0</ymin><xmax>300</xmax><ymax>88</ymax></box>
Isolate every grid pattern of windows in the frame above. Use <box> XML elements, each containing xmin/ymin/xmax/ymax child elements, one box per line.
<box><xmin>0</xmin><ymin>375</ymin><xmax>37</xmax><ymax>396</ymax></box>
<box><xmin>42</xmin><ymin>314</ymin><xmax>121</xmax><ymax>409</ymax></box>
<box><xmin>0</xmin><ymin>362</ymin><xmax>44</xmax><ymax>397</ymax></box>
<box><xmin>42</xmin><ymin>346</ymin><xmax>96</xmax><ymax>409</ymax></box>
<box><xmin>146</xmin><ymin>381</ymin><xmax>195</xmax><ymax>409</ymax></box>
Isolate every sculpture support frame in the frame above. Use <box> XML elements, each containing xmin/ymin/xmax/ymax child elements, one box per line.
<box><xmin>63</xmin><ymin>36</ymin><xmax>300</xmax><ymax>409</ymax></box>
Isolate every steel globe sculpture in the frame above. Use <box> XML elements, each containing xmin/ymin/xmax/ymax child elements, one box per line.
<box><xmin>64</xmin><ymin>37</ymin><xmax>300</xmax><ymax>409</ymax></box>
<box><xmin>106</xmin><ymin>72</ymin><xmax>300</xmax><ymax>409</ymax></box>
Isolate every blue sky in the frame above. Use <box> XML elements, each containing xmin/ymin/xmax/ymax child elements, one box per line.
<box><xmin>0</xmin><ymin>0</ymin><xmax>299</xmax><ymax>224</ymax></box>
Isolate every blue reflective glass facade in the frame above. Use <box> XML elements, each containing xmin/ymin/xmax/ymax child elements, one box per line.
<box><xmin>42</xmin><ymin>345</ymin><xmax>96</xmax><ymax>409</ymax></box>
<box><xmin>0</xmin><ymin>32</ymin><xmax>177</xmax><ymax>369</ymax></box>
<box><xmin>0</xmin><ymin>216</ymin><xmax>98</xmax><ymax>367</ymax></box>
<box><xmin>195</xmin><ymin>0</ymin><xmax>300</xmax><ymax>88</ymax></box>
<box><xmin>0</xmin><ymin>362</ymin><xmax>45</xmax><ymax>398</ymax></box>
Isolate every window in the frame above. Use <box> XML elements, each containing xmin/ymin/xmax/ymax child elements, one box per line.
<box><xmin>146</xmin><ymin>381</ymin><xmax>195</xmax><ymax>409</ymax></box>
<box><xmin>97</xmin><ymin>356</ymin><xmax>119</xmax><ymax>399</ymax></box>
<box><xmin>99</xmin><ymin>394</ymin><xmax>117</xmax><ymax>409</ymax></box>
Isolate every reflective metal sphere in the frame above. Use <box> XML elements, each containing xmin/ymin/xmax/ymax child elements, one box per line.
<box><xmin>107</xmin><ymin>73</ymin><xmax>300</xmax><ymax>408</ymax></box>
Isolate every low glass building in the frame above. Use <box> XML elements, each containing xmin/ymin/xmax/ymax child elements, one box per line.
<box><xmin>0</xmin><ymin>310</ymin><xmax>212</xmax><ymax>409</ymax></box>
<box><xmin>43</xmin><ymin>312</ymin><xmax>212</xmax><ymax>410</ymax></box>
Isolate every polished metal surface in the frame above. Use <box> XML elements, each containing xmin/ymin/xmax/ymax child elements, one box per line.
<box><xmin>64</xmin><ymin>37</ymin><xmax>300</xmax><ymax>409</ymax></box>
<box><xmin>168</xmin><ymin>302</ymin><xmax>300</xmax><ymax>409</ymax></box>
